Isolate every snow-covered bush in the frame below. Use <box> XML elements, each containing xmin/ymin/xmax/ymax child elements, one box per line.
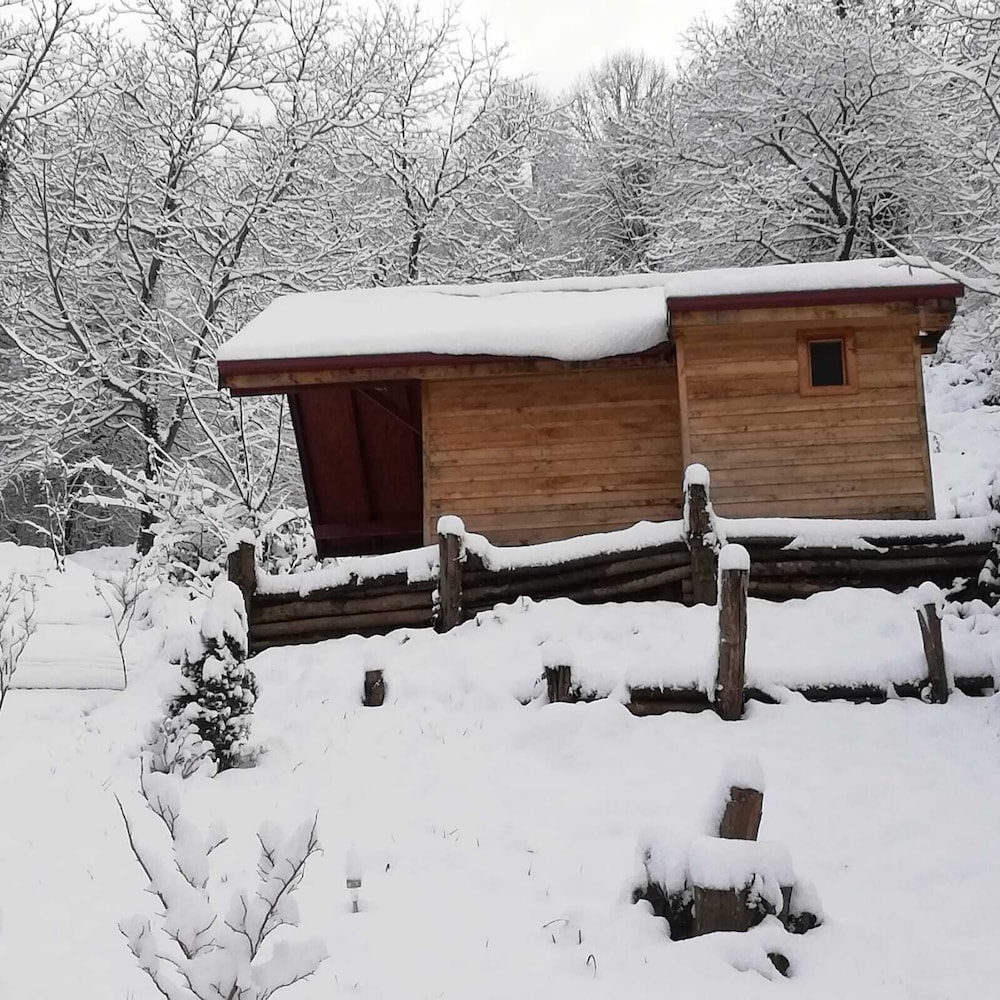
<box><xmin>83</xmin><ymin>457</ymin><xmax>317</xmax><ymax>589</ymax></box>
<box><xmin>93</xmin><ymin>560</ymin><xmax>144</xmax><ymax>688</ymax></box>
<box><xmin>157</xmin><ymin>579</ymin><xmax>258</xmax><ymax>775</ymax></box>
<box><xmin>256</xmin><ymin>508</ymin><xmax>318</xmax><ymax>576</ymax></box>
<box><xmin>0</xmin><ymin>573</ymin><xmax>37</xmax><ymax>716</ymax></box>
<box><xmin>119</xmin><ymin>771</ymin><xmax>326</xmax><ymax>999</ymax></box>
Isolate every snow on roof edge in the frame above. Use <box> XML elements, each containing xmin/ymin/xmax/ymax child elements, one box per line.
<box><xmin>217</xmin><ymin>258</ymin><xmax>961</xmax><ymax>365</ymax></box>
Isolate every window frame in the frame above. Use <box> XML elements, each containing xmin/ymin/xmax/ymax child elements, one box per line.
<box><xmin>797</xmin><ymin>329</ymin><xmax>859</xmax><ymax>397</ymax></box>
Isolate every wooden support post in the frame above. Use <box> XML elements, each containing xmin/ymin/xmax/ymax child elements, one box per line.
<box><xmin>436</xmin><ymin>515</ymin><xmax>465</xmax><ymax>633</ymax></box>
<box><xmin>684</xmin><ymin>465</ymin><xmax>718</xmax><ymax>606</ymax></box>
<box><xmin>916</xmin><ymin>598</ymin><xmax>949</xmax><ymax>704</ymax></box>
<box><xmin>716</xmin><ymin>544</ymin><xmax>750</xmax><ymax>722</ymax></box>
<box><xmin>227</xmin><ymin>538</ymin><xmax>256</xmax><ymax>616</ymax></box>
<box><xmin>718</xmin><ymin>786</ymin><xmax>764</xmax><ymax>840</ymax></box>
<box><xmin>545</xmin><ymin>664</ymin><xmax>573</xmax><ymax>703</ymax></box>
<box><xmin>363</xmin><ymin>669</ymin><xmax>385</xmax><ymax>707</ymax></box>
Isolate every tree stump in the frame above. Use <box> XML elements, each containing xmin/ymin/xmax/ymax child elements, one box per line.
<box><xmin>693</xmin><ymin>885</ymin><xmax>753</xmax><ymax>935</ymax></box>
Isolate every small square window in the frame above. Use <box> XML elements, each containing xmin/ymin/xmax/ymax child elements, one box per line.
<box><xmin>809</xmin><ymin>339</ymin><xmax>846</xmax><ymax>387</ymax></box>
<box><xmin>797</xmin><ymin>330</ymin><xmax>858</xmax><ymax>396</ymax></box>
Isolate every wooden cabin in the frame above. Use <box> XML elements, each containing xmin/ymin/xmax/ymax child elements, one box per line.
<box><xmin>216</xmin><ymin>259</ymin><xmax>962</xmax><ymax>557</ymax></box>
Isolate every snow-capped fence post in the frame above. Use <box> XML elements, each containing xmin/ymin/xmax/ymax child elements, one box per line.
<box><xmin>436</xmin><ymin>516</ymin><xmax>465</xmax><ymax>633</ymax></box>
<box><xmin>226</xmin><ymin>533</ymin><xmax>257</xmax><ymax>617</ymax></box>
<box><xmin>684</xmin><ymin>464</ymin><xmax>718</xmax><ymax>606</ymax></box>
<box><xmin>715</xmin><ymin>544</ymin><xmax>750</xmax><ymax>721</ymax></box>
<box><xmin>914</xmin><ymin>583</ymin><xmax>948</xmax><ymax>704</ymax></box>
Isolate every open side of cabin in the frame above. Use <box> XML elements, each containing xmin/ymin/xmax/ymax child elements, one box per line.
<box><xmin>217</xmin><ymin>260</ymin><xmax>962</xmax><ymax>557</ymax></box>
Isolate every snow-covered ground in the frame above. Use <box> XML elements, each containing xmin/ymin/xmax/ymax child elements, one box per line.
<box><xmin>1</xmin><ymin>634</ymin><xmax>999</xmax><ymax>999</ymax></box>
<box><xmin>1</xmin><ymin>349</ymin><xmax>1000</xmax><ymax>999</ymax></box>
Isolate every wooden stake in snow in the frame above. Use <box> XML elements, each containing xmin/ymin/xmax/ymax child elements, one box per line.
<box><xmin>346</xmin><ymin>847</ymin><xmax>362</xmax><ymax>914</ymax></box>
<box><xmin>914</xmin><ymin>583</ymin><xmax>948</xmax><ymax>704</ymax></box>
<box><xmin>716</xmin><ymin>544</ymin><xmax>749</xmax><ymax>722</ymax></box>
<box><xmin>684</xmin><ymin>464</ymin><xmax>718</xmax><ymax>606</ymax></box>
<box><xmin>363</xmin><ymin>669</ymin><xmax>385</xmax><ymax>707</ymax></box>
<box><xmin>436</xmin><ymin>516</ymin><xmax>465</xmax><ymax>633</ymax></box>
<box><xmin>226</xmin><ymin>537</ymin><xmax>256</xmax><ymax>616</ymax></box>
<box><xmin>545</xmin><ymin>664</ymin><xmax>573</xmax><ymax>704</ymax></box>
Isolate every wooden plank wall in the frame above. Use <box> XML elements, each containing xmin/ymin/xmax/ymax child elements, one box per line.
<box><xmin>674</xmin><ymin>303</ymin><xmax>935</xmax><ymax>519</ymax></box>
<box><xmin>422</xmin><ymin>366</ymin><xmax>683</xmax><ymax>544</ymax></box>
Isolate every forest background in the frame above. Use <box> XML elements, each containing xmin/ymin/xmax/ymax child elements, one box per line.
<box><xmin>2</xmin><ymin>0</ymin><xmax>999</xmax><ymax>570</ymax></box>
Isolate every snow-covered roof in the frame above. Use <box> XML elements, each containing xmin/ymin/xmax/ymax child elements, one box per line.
<box><xmin>216</xmin><ymin>258</ymin><xmax>960</xmax><ymax>365</ymax></box>
<box><xmin>218</xmin><ymin>286</ymin><xmax>667</xmax><ymax>364</ymax></box>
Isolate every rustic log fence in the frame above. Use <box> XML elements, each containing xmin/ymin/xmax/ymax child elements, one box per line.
<box><xmin>232</xmin><ymin>465</ymin><xmax>996</xmax><ymax>682</ymax></box>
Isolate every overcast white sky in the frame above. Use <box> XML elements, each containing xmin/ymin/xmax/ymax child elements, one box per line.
<box><xmin>455</xmin><ymin>0</ymin><xmax>739</xmax><ymax>93</ymax></box>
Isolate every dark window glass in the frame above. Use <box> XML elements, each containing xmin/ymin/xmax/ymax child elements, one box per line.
<box><xmin>809</xmin><ymin>339</ymin><xmax>846</xmax><ymax>387</ymax></box>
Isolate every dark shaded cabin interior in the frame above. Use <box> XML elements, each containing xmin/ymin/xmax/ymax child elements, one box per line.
<box><xmin>289</xmin><ymin>382</ymin><xmax>424</xmax><ymax>556</ymax></box>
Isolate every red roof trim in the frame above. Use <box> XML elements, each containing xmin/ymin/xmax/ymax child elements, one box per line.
<box><xmin>217</xmin><ymin>344</ymin><xmax>673</xmax><ymax>382</ymax></box>
<box><xmin>667</xmin><ymin>283</ymin><xmax>963</xmax><ymax>314</ymax></box>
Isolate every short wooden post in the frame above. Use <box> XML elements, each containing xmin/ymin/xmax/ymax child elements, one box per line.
<box><xmin>436</xmin><ymin>515</ymin><xmax>465</xmax><ymax>633</ymax></box>
<box><xmin>545</xmin><ymin>664</ymin><xmax>573</xmax><ymax>703</ymax></box>
<box><xmin>915</xmin><ymin>585</ymin><xmax>948</xmax><ymax>704</ymax></box>
<box><xmin>718</xmin><ymin>786</ymin><xmax>764</xmax><ymax>840</ymax></box>
<box><xmin>684</xmin><ymin>464</ymin><xmax>718</xmax><ymax>606</ymax></box>
<box><xmin>227</xmin><ymin>538</ymin><xmax>256</xmax><ymax>615</ymax></box>
<box><xmin>363</xmin><ymin>669</ymin><xmax>385</xmax><ymax>707</ymax></box>
<box><xmin>716</xmin><ymin>544</ymin><xmax>749</xmax><ymax>721</ymax></box>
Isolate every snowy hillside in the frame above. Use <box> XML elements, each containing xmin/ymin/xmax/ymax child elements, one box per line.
<box><xmin>0</xmin><ymin>352</ymin><xmax>999</xmax><ymax>1000</ymax></box>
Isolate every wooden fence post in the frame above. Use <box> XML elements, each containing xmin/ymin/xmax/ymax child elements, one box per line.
<box><xmin>436</xmin><ymin>515</ymin><xmax>465</xmax><ymax>633</ymax></box>
<box><xmin>914</xmin><ymin>583</ymin><xmax>948</xmax><ymax>704</ymax></box>
<box><xmin>363</xmin><ymin>669</ymin><xmax>385</xmax><ymax>707</ymax></box>
<box><xmin>718</xmin><ymin>786</ymin><xmax>764</xmax><ymax>840</ymax></box>
<box><xmin>227</xmin><ymin>537</ymin><xmax>256</xmax><ymax>616</ymax></box>
<box><xmin>716</xmin><ymin>544</ymin><xmax>750</xmax><ymax>721</ymax></box>
<box><xmin>684</xmin><ymin>464</ymin><xmax>718</xmax><ymax>606</ymax></box>
<box><xmin>544</xmin><ymin>664</ymin><xmax>574</xmax><ymax>703</ymax></box>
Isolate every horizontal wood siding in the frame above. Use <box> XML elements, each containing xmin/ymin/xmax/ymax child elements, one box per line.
<box><xmin>674</xmin><ymin>307</ymin><xmax>934</xmax><ymax>519</ymax></box>
<box><xmin>423</xmin><ymin>367</ymin><xmax>682</xmax><ymax>544</ymax></box>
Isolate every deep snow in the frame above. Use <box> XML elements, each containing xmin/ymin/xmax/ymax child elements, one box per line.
<box><xmin>2</xmin><ymin>647</ymin><xmax>1000</xmax><ymax>999</ymax></box>
<box><xmin>1</xmin><ymin>350</ymin><xmax>1000</xmax><ymax>998</ymax></box>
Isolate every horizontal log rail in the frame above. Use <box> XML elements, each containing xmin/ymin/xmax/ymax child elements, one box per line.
<box><xmin>231</xmin><ymin>464</ymin><xmax>996</xmax><ymax>652</ymax></box>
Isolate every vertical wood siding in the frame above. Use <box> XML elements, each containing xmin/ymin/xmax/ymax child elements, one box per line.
<box><xmin>423</xmin><ymin>366</ymin><xmax>683</xmax><ymax>544</ymax></box>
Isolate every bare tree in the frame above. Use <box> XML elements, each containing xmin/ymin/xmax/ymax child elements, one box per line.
<box><xmin>347</xmin><ymin>2</ymin><xmax>551</xmax><ymax>285</ymax></box>
<box><xmin>0</xmin><ymin>571</ymin><xmax>36</xmax><ymax>716</ymax></box>
<box><xmin>0</xmin><ymin>0</ymin><xmax>97</xmax><ymax>220</ymax></box>
<box><xmin>0</xmin><ymin>0</ymin><xmax>388</xmax><ymax>549</ymax></box>
<box><xmin>659</xmin><ymin>0</ymin><xmax>927</xmax><ymax>267</ymax></box>
<box><xmin>908</xmin><ymin>1</ymin><xmax>1000</xmax><ymax>294</ymax></box>
<box><xmin>556</xmin><ymin>50</ymin><xmax>672</xmax><ymax>274</ymax></box>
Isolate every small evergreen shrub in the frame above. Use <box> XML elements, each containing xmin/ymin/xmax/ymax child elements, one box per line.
<box><xmin>161</xmin><ymin>578</ymin><xmax>258</xmax><ymax>774</ymax></box>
